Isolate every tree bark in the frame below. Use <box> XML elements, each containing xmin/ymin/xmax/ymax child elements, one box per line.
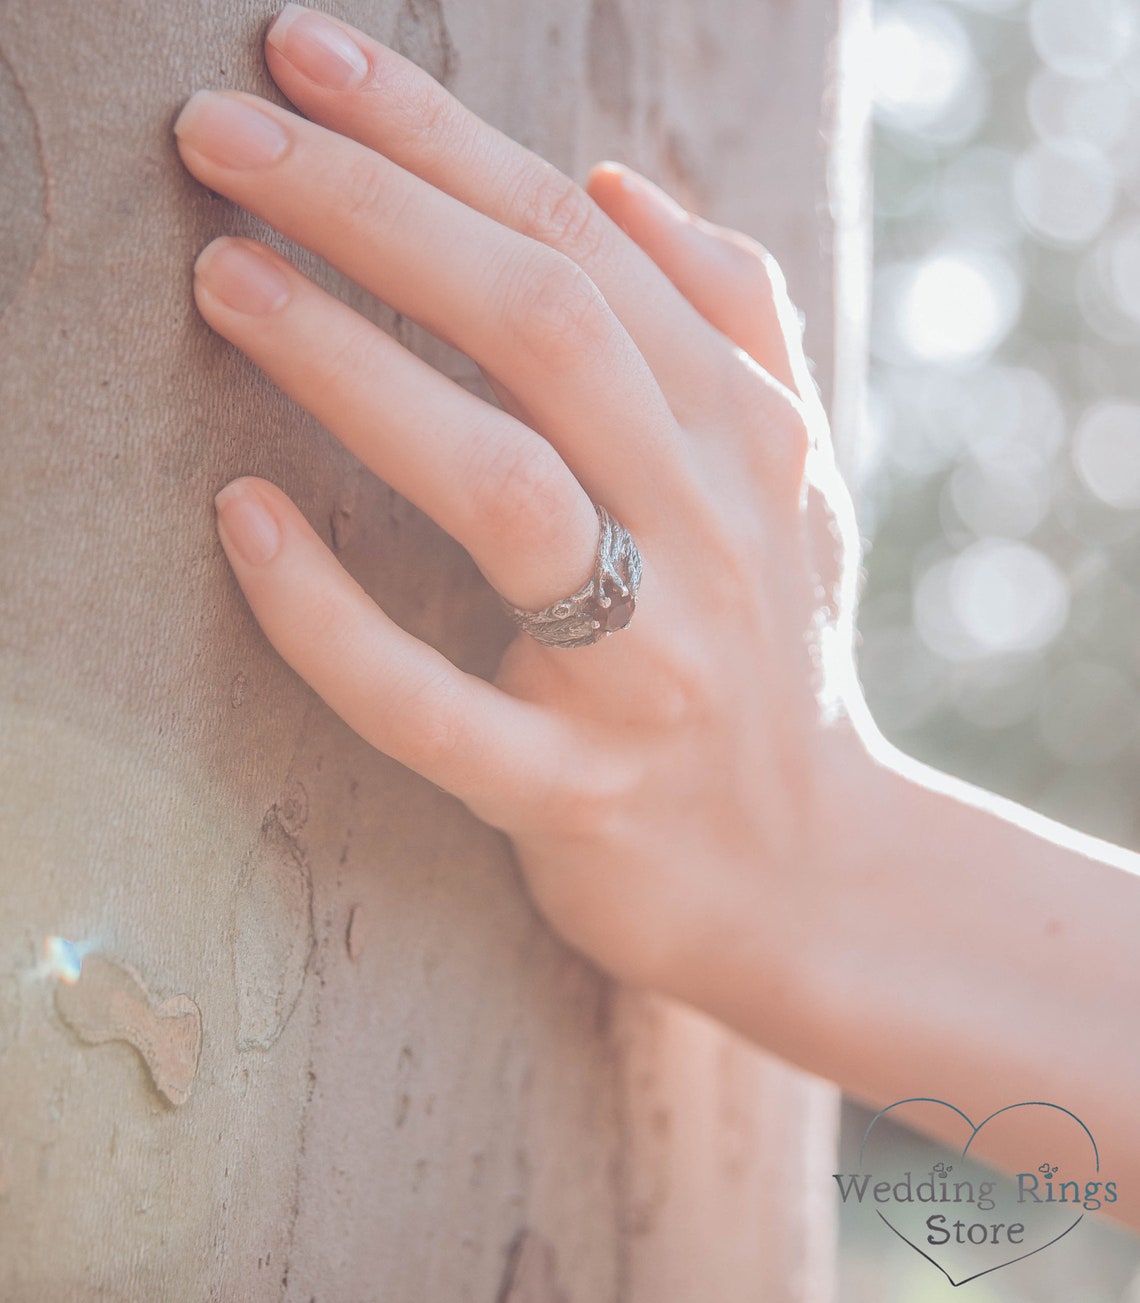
<box><xmin>0</xmin><ymin>1</ymin><xmax>866</xmax><ymax>1298</ymax></box>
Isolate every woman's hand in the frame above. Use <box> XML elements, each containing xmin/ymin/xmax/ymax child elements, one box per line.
<box><xmin>174</xmin><ymin>3</ymin><xmax>864</xmax><ymax>1032</ymax></box>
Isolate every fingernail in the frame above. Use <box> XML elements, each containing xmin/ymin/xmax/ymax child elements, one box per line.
<box><xmin>175</xmin><ymin>91</ymin><xmax>289</xmax><ymax>169</ymax></box>
<box><xmin>215</xmin><ymin>481</ymin><xmax>282</xmax><ymax>566</ymax></box>
<box><xmin>195</xmin><ymin>239</ymin><xmax>291</xmax><ymax>315</ymax></box>
<box><xmin>267</xmin><ymin>5</ymin><xmax>370</xmax><ymax>91</ymax></box>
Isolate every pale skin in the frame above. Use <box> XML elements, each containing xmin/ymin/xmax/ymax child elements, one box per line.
<box><xmin>176</xmin><ymin>4</ymin><xmax>1140</xmax><ymax>1232</ymax></box>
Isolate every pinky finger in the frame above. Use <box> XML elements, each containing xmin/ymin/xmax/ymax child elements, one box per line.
<box><xmin>587</xmin><ymin>163</ymin><xmax>813</xmax><ymax>403</ymax></box>
<box><xmin>589</xmin><ymin>164</ymin><xmax>837</xmax><ymax>457</ymax></box>
<box><xmin>213</xmin><ymin>475</ymin><xmax>555</xmax><ymax>828</ymax></box>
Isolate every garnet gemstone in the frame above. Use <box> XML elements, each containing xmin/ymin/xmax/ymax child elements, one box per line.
<box><xmin>600</xmin><ymin>583</ymin><xmax>635</xmax><ymax>632</ymax></box>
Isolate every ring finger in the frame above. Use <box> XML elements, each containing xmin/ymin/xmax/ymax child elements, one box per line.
<box><xmin>194</xmin><ymin>235</ymin><xmax>600</xmax><ymax>611</ymax></box>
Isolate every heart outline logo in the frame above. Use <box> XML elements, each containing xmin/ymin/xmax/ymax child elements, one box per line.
<box><xmin>855</xmin><ymin>1097</ymin><xmax>1102</xmax><ymax>1287</ymax></box>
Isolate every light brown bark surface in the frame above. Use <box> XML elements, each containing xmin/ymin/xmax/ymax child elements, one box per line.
<box><xmin>0</xmin><ymin>1</ymin><xmax>865</xmax><ymax>1298</ymax></box>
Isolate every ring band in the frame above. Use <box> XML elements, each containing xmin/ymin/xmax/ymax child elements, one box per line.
<box><xmin>502</xmin><ymin>505</ymin><xmax>643</xmax><ymax>649</ymax></box>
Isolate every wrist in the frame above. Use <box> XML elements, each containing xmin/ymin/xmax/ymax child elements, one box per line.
<box><xmin>656</xmin><ymin>705</ymin><xmax>890</xmax><ymax>1066</ymax></box>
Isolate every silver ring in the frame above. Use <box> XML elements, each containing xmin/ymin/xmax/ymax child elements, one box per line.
<box><xmin>502</xmin><ymin>504</ymin><xmax>643</xmax><ymax>649</ymax></box>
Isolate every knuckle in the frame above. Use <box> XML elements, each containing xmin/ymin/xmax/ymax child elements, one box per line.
<box><xmin>289</xmin><ymin>585</ymin><xmax>353</xmax><ymax>661</ymax></box>
<box><xmin>747</xmin><ymin>244</ymin><xmax>787</xmax><ymax>301</ymax></box>
<box><xmin>383</xmin><ymin>669</ymin><xmax>472</xmax><ymax>769</ymax></box>
<box><xmin>516</xmin><ymin>166</ymin><xmax>608</xmax><ymax>264</ymax></box>
<box><xmin>467</xmin><ymin>430</ymin><xmax>577</xmax><ymax>550</ymax></box>
<box><xmin>651</xmin><ymin>646</ymin><xmax>720</xmax><ymax>729</ymax></box>
<box><xmin>710</xmin><ymin>227</ymin><xmax>786</xmax><ymax>303</ymax></box>
<box><xmin>716</xmin><ymin>353</ymin><xmax>775</xmax><ymax>431</ymax></box>
<box><xmin>386</xmin><ymin>77</ymin><xmax>465</xmax><ymax>155</ymax></box>
<box><xmin>718</xmin><ymin>356</ymin><xmax>811</xmax><ymax>477</ymax></box>
<box><xmin>545</xmin><ymin>751</ymin><xmax>638</xmax><ymax>845</ymax></box>
<box><xmin>340</xmin><ymin>153</ymin><xmax>385</xmax><ymax>224</ymax></box>
<box><xmin>307</xmin><ymin>328</ymin><xmax>376</xmax><ymax>410</ymax></box>
<box><xmin>340</xmin><ymin>153</ymin><xmax>396</xmax><ymax>227</ymax></box>
<box><xmin>501</xmin><ymin>249</ymin><xmax>613</xmax><ymax>366</ymax></box>
<box><xmin>775</xmin><ymin>395</ymin><xmax>813</xmax><ymax>462</ymax></box>
<box><xmin>761</xmin><ymin>407</ymin><xmax>811</xmax><ymax>487</ymax></box>
<box><xmin>771</xmin><ymin>390</ymin><xmax>818</xmax><ymax>453</ymax></box>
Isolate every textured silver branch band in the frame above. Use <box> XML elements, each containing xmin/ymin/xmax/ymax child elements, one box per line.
<box><xmin>502</xmin><ymin>504</ymin><xmax>643</xmax><ymax>649</ymax></box>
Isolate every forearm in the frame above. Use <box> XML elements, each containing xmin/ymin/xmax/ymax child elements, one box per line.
<box><xmin>676</xmin><ymin>720</ymin><xmax>1140</xmax><ymax>1228</ymax></box>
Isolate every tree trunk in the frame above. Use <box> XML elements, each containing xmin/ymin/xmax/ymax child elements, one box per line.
<box><xmin>0</xmin><ymin>1</ymin><xmax>867</xmax><ymax>1298</ymax></box>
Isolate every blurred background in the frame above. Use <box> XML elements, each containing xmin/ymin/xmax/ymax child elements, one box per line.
<box><xmin>841</xmin><ymin>0</ymin><xmax>1140</xmax><ymax>1297</ymax></box>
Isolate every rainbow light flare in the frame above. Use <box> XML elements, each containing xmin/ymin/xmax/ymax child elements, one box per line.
<box><xmin>42</xmin><ymin>935</ymin><xmax>82</xmax><ymax>985</ymax></box>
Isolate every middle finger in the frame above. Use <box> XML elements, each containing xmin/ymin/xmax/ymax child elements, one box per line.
<box><xmin>260</xmin><ymin>5</ymin><xmax>744</xmax><ymax>420</ymax></box>
<box><xmin>174</xmin><ymin>90</ymin><xmax>681</xmax><ymax>527</ymax></box>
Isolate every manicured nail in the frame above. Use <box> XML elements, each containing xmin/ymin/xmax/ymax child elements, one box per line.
<box><xmin>267</xmin><ymin>5</ymin><xmax>370</xmax><ymax>91</ymax></box>
<box><xmin>195</xmin><ymin>239</ymin><xmax>291</xmax><ymax>315</ymax></box>
<box><xmin>175</xmin><ymin>90</ymin><xmax>289</xmax><ymax>169</ymax></box>
<box><xmin>215</xmin><ymin>481</ymin><xmax>282</xmax><ymax>566</ymax></box>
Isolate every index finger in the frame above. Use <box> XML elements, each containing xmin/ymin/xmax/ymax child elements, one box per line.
<box><xmin>261</xmin><ymin>3</ymin><xmax>741</xmax><ymax>421</ymax></box>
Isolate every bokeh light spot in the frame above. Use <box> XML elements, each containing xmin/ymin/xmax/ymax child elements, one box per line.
<box><xmin>895</xmin><ymin>252</ymin><xmax>1021</xmax><ymax>363</ymax></box>
<box><xmin>938</xmin><ymin>146</ymin><xmax>1020</xmax><ymax>248</ymax></box>
<box><xmin>873</xmin><ymin>1</ymin><xmax>986</xmax><ymax>142</ymax></box>
<box><xmin>1023</xmin><ymin>68</ymin><xmax>1134</xmax><ymax>149</ymax></box>
<box><xmin>946</xmin><ymin>455</ymin><xmax>1049</xmax><ymax>538</ymax></box>
<box><xmin>1013</xmin><ymin>140</ymin><xmax>1117</xmax><ymax>246</ymax></box>
<box><xmin>874</xmin><ymin>3</ymin><xmax>970</xmax><ymax>118</ymax></box>
<box><xmin>916</xmin><ymin>540</ymin><xmax>1069</xmax><ymax>659</ymax></box>
<box><xmin>1029</xmin><ymin>0</ymin><xmax>1136</xmax><ymax>80</ymax></box>
<box><xmin>1072</xmin><ymin>401</ymin><xmax>1140</xmax><ymax>508</ymax></box>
